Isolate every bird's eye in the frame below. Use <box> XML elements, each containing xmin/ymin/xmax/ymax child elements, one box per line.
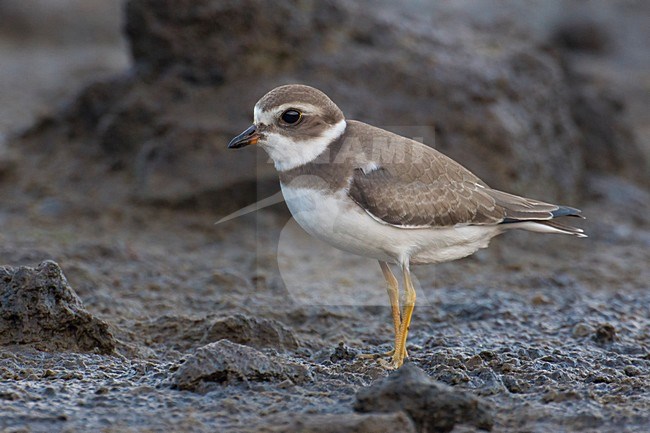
<box><xmin>281</xmin><ymin>109</ymin><xmax>302</xmax><ymax>125</ymax></box>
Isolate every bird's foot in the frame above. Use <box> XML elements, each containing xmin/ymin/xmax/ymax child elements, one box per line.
<box><xmin>357</xmin><ymin>349</ymin><xmax>396</xmax><ymax>360</ymax></box>
<box><xmin>377</xmin><ymin>358</ymin><xmax>399</xmax><ymax>370</ymax></box>
<box><xmin>358</xmin><ymin>348</ymin><xmax>408</xmax><ymax>369</ymax></box>
<box><xmin>376</xmin><ymin>354</ymin><xmax>405</xmax><ymax>370</ymax></box>
<box><xmin>358</xmin><ymin>348</ymin><xmax>409</xmax><ymax>359</ymax></box>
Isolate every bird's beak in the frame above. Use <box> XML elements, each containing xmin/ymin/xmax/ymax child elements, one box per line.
<box><xmin>228</xmin><ymin>124</ymin><xmax>260</xmax><ymax>149</ymax></box>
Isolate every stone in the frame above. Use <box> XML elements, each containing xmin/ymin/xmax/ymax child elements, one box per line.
<box><xmin>355</xmin><ymin>364</ymin><xmax>493</xmax><ymax>432</ymax></box>
<box><xmin>172</xmin><ymin>340</ymin><xmax>311</xmax><ymax>392</ymax></box>
<box><xmin>571</xmin><ymin>323</ymin><xmax>594</xmax><ymax>338</ymax></box>
<box><xmin>0</xmin><ymin>260</ymin><xmax>116</xmax><ymax>354</ymax></box>
<box><xmin>594</xmin><ymin>323</ymin><xmax>617</xmax><ymax>344</ymax></box>
<box><xmin>329</xmin><ymin>342</ymin><xmax>358</xmax><ymax>363</ymax></box>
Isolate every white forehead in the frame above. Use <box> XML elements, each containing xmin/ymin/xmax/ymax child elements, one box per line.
<box><xmin>253</xmin><ymin>102</ymin><xmax>324</xmax><ymax>125</ymax></box>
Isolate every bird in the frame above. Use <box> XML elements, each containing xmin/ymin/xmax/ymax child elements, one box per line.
<box><xmin>227</xmin><ymin>84</ymin><xmax>585</xmax><ymax>369</ymax></box>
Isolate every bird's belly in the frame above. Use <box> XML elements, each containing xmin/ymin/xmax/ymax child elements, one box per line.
<box><xmin>281</xmin><ymin>184</ymin><xmax>501</xmax><ymax>264</ymax></box>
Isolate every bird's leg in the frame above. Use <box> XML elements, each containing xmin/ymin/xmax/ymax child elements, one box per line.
<box><xmin>381</xmin><ymin>261</ymin><xmax>402</xmax><ymax>349</ymax></box>
<box><xmin>359</xmin><ymin>261</ymin><xmax>402</xmax><ymax>359</ymax></box>
<box><xmin>385</xmin><ymin>258</ymin><xmax>416</xmax><ymax>369</ymax></box>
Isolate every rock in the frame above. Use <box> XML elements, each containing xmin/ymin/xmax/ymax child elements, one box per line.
<box><xmin>200</xmin><ymin>313</ymin><xmax>299</xmax><ymax>351</ymax></box>
<box><xmin>531</xmin><ymin>294</ymin><xmax>552</xmax><ymax>306</ymax></box>
<box><xmin>256</xmin><ymin>412</ymin><xmax>416</xmax><ymax>433</ymax></box>
<box><xmin>172</xmin><ymin>340</ymin><xmax>311</xmax><ymax>392</ymax></box>
<box><xmin>464</xmin><ymin>354</ymin><xmax>484</xmax><ymax>370</ymax></box>
<box><xmin>355</xmin><ymin>364</ymin><xmax>493</xmax><ymax>432</ymax></box>
<box><xmin>571</xmin><ymin>323</ymin><xmax>594</xmax><ymax>338</ymax></box>
<box><xmin>624</xmin><ymin>365</ymin><xmax>641</xmax><ymax>377</ymax></box>
<box><xmin>329</xmin><ymin>342</ymin><xmax>358</xmax><ymax>363</ymax></box>
<box><xmin>594</xmin><ymin>323</ymin><xmax>617</xmax><ymax>344</ymax></box>
<box><xmin>541</xmin><ymin>389</ymin><xmax>581</xmax><ymax>403</ymax></box>
<box><xmin>0</xmin><ymin>260</ymin><xmax>116</xmax><ymax>354</ymax></box>
<box><xmin>502</xmin><ymin>375</ymin><xmax>529</xmax><ymax>394</ymax></box>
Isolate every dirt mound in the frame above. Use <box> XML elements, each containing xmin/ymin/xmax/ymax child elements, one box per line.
<box><xmin>0</xmin><ymin>260</ymin><xmax>116</xmax><ymax>354</ymax></box>
<box><xmin>172</xmin><ymin>340</ymin><xmax>311</xmax><ymax>392</ymax></box>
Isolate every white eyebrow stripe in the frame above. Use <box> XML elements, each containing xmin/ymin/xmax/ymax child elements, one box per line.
<box><xmin>253</xmin><ymin>104</ymin><xmax>267</xmax><ymax>124</ymax></box>
<box><xmin>253</xmin><ymin>103</ymin><xmax>324</xmax><ymax>125</ymax></box>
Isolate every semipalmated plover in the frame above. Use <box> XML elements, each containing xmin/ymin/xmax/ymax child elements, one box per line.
<box><xmin>228</xmin><ymin>84</ymin><xmax>585</xmax><ymax>369</ymax></box>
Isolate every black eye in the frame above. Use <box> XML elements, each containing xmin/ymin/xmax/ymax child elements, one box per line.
<box><xmin>281</xmin><ymin>109</ymin><xmax>302</xmax><ymax>124</ymax></box>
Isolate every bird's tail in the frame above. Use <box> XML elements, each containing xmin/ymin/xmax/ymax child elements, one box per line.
<box><xmin>506</xmin><ymin>218</ymin><xmax>587</xmax><ymax>238</ymax></box>
<box><xmin>488</xmin><ymin>189</ymin><xmax>587</xmax><ymax>238</ymax></box>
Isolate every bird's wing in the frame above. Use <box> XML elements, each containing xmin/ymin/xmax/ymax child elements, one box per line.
<box><xmin>348</xmin><ymin>166</ymin><xmax>505</xmax><ymax>227</ymax></box>
<box><xmin>347</xmin><ymin>141</ymin><xmax>568</xmax><ymax>228</ymax></box>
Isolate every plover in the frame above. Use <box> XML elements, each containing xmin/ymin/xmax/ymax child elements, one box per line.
<box><xmin>228</xmin><ymin>84</ymin><xmax>585</xmax><ymax>369</ymax></box>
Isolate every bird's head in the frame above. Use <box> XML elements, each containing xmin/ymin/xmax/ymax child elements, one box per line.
<box><xmin>228</xmin><ymin>84</ymin><xmax>346</xmax><ymax>171</ymax></box>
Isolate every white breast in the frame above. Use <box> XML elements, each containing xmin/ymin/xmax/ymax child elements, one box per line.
<box><xmin>280</xmin><ymin>183</ymin><xmax>501</xmax><ymax>265</ymax></box>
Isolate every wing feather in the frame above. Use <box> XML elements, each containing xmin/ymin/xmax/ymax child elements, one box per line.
<box><xmin>348</xmin><ymin>166</ymin><xmax>506</xmax><ymax>227</ymax></box>
<box><xmin>346</xmin><ymin>158</ymin><xmax>580</xmax><ymax>228</ymax></box>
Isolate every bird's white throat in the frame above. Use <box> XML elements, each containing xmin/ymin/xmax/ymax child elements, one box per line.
<box><xmin>261</xmin><ymin>119</ymin><xmax>346</xmax><ymax>172</ymax></box>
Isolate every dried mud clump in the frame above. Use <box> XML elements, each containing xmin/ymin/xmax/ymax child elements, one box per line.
<box><xmin>593</xmin><ymin>323</ymin><xmax>617</xmax><ymax>344</ymax></box>
<box><xmin>0</xmin><ymin>260</ymin><xmax>116</xmax><ymax>354</ymax></box>
<box><xmin>355</xmin><ymin>364</ymin><xmax>494</xmax><ymax>433</ymax></box>
<box><xmin>172</xmin><ymin>340</ymin><xmax>311</xmax><ymax>392</ymax></box>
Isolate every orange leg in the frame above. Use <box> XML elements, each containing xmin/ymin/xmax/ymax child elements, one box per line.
<box><xmin>380</xmin><ymin>261</ymin><xmax>401</xmax><ymax>345</ymax></box>
<box><xmin>384</xmin><ymin>258</ymin><xmax>416</xmax><ymax>369</ymax></box>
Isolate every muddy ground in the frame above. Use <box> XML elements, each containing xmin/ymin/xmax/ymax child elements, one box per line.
<box><xmin>1</xmin><ymin>1</ymin><xmax>649</xmax><ymax>432</ymax></box>
<box><xmin>1</xmin><ymin>175</ymin><xmax>648</xmax><ymax>432</ymax></box>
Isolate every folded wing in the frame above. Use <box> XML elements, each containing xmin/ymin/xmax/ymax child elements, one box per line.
<box><xmin>347</xmin><ymin>157</ymin><xmax>582</xmax><ymax>232</ymax></box>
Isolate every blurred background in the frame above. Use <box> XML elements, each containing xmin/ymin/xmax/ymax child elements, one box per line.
<box><xmin>1</xmin><ymin>0</ymin><xmax>648</xmax><ymax>206</ymax></box>
<box><xmin>0</xmin><ymin>1</ymin><xmax>649</xmax><ymax>432</ymax></box>
<box><xmin>0</xmin><ymin>0</ymin><xmax>128</xmax><ymax>134</ymax></box>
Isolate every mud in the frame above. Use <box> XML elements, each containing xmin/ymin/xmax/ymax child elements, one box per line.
<box><xmin>0</xmin><ymin>1</ymin><xmax>649</xmax><ymax>432</ymax></box>
<box><xmin>0</xmin><ymin>174</ymin><xmax>647</xmax><ymax>432</ymax></box>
